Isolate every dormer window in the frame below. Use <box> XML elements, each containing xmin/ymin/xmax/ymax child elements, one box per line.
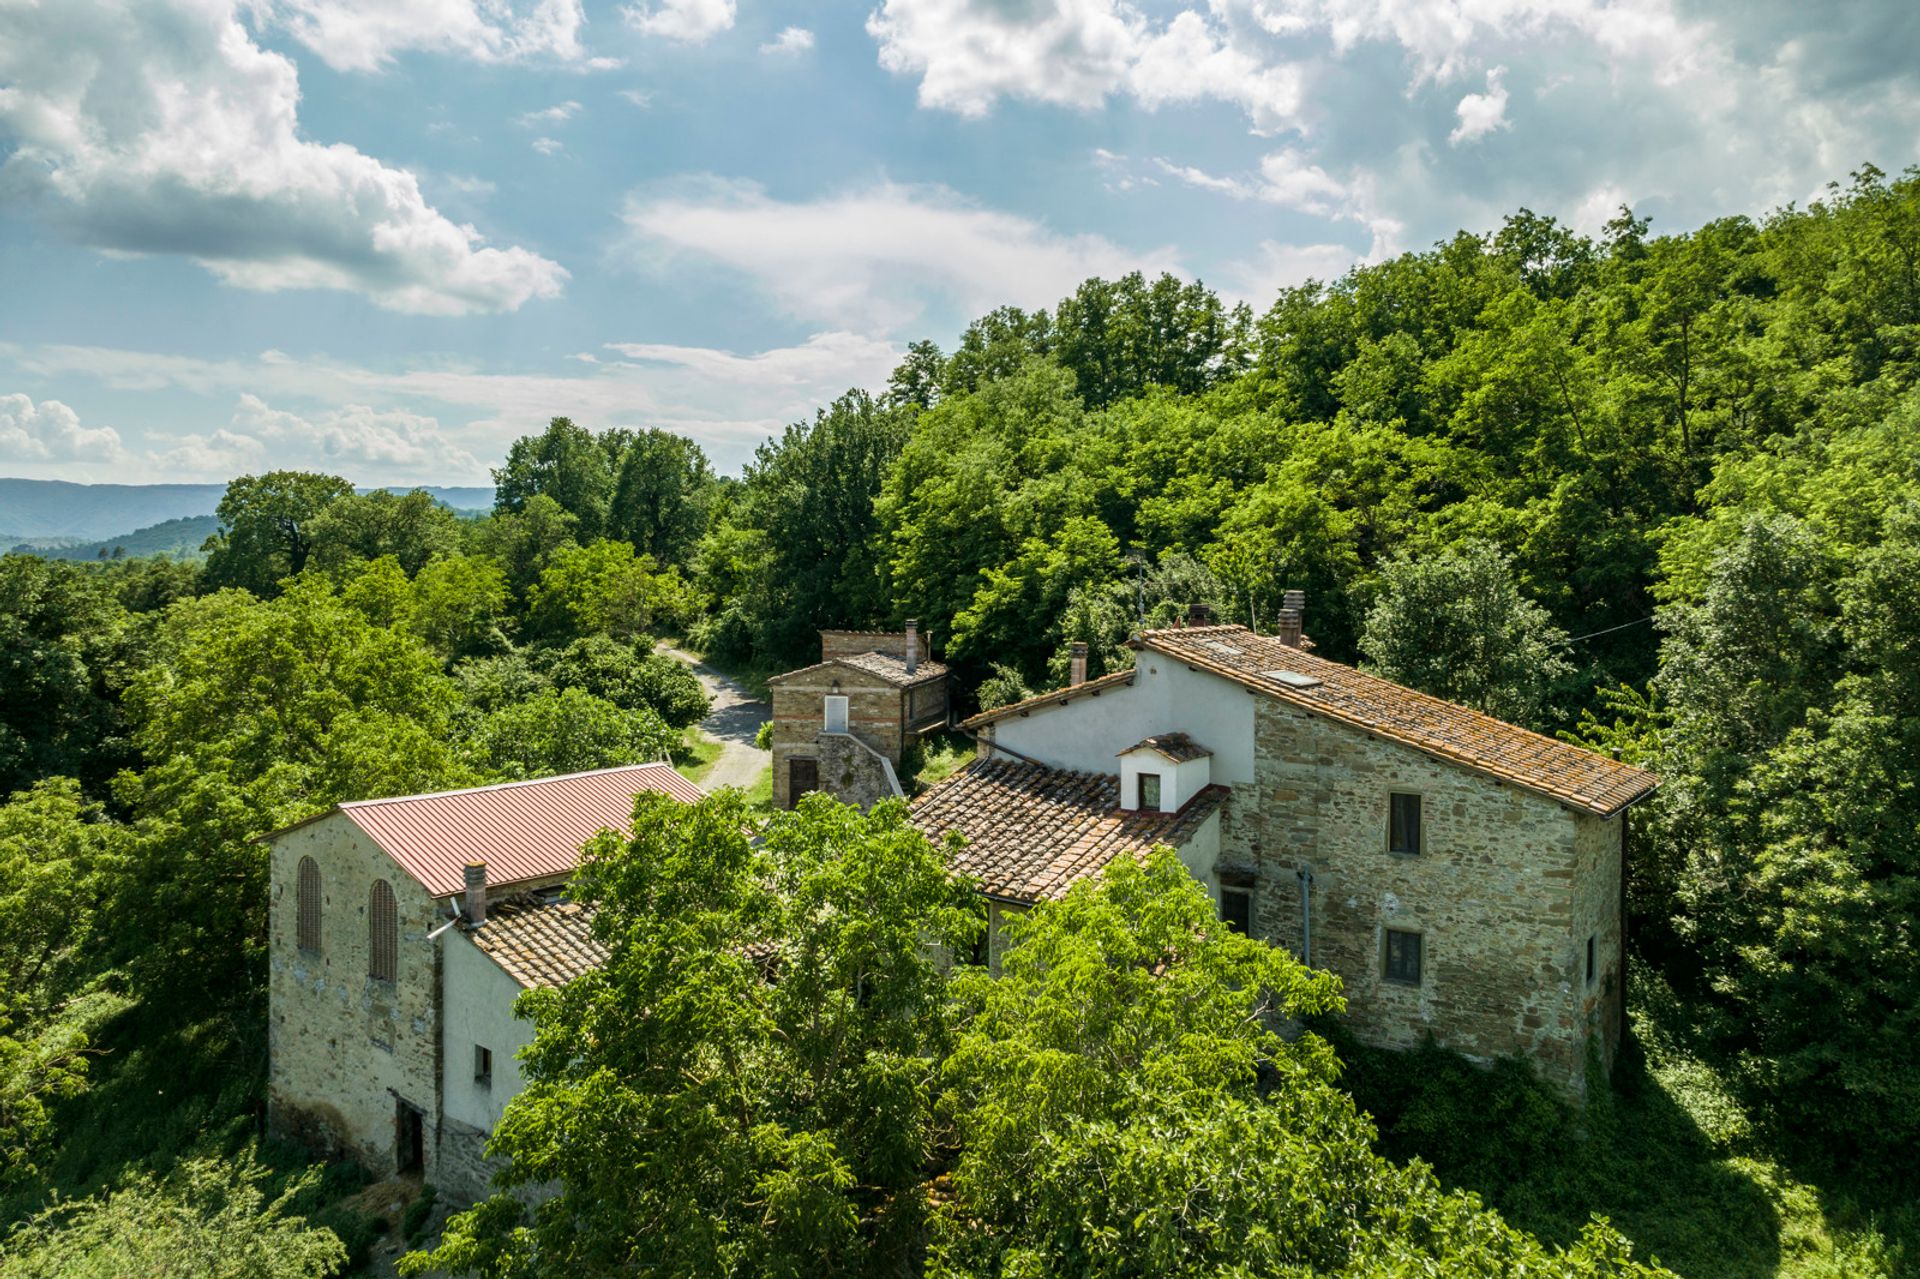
<box><xmin>1137</xmin><ymin>773</ymin><xmax>1162</xmax><ymax>810</ymax></box>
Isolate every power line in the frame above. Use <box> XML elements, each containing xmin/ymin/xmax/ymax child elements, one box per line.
<box><xmin>1559</xmin><ymin>615</ymin><xmax>1655</xmax><ymax>645</ymax></box>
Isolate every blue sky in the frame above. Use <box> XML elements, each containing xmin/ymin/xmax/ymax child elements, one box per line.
<box><xmin>2</xmin><ymin>0</ymin><xmax>1917</xmax><ymax>485</ymax></box>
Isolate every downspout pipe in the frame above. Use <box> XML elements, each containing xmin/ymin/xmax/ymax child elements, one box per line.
<box><xmin>1297</xmin><ymin>866</ymin><xmax>1313</xmax><ymax>968</ymax></box>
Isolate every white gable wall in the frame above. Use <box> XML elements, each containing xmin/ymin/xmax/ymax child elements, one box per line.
<box><xmin>987</xmin><ymin>658</ymin><xmax>1256</xmax><ymax>786</ymax></box>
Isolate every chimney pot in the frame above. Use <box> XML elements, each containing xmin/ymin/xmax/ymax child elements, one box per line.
<box><xmin>904</xmin><ymin>618</ymin><xmax>919</xmax><ymax>675</ymax></box>
<box><xmin>464</xmin><ymin>861</ymin><xmax>487</xmax><ymax>925</ymax></box>
<box><xmin>1187</xmin><ymin>602</ymin><xmax>1214</xmax><ymax>626</ymax></box>
<box><xmin>1069</xmin><ymin>641</ymin><xmax>1089</xmax><ymax>687</ymax></box>
<box><xmin>1277</xmin><ymin>606</ymin><xmax>1303</xmax><ymax>648</ymax></box>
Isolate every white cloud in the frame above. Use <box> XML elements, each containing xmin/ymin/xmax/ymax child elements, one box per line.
<box><xmin>619</xmin><ymin>179</ymin><xmax>1183</xmax><ymax>330</ymax></box>
<box><xmin>228</xmin><ymin>394</ymin><xmax>482</xmax><ymax>475</ymax></box>
<box><xmin>624</xmin><ymin>0</ymin><xmax>735</xmax><ymax>43</ymax></box>
<box><xmin>618</xmin><ymin>88</ymin><xmax>656</xmax><ymax>106</ymax></box>
<box><xmin>1154</xmin><ymin>159</ymin><xmax>1254</xmax><ymax>198</ymax></box>
<box><xmin>761</xmin><ymin>26</ymin><xmax>815</xmax><ymax>56</ymax></box>
<box><xmin>0</xmin><ymin>0</ymin><xmax>568</xmax><ymax>316</ymax></box>
<box><xmin>1448</xmin><ymin>67</ymin><xmax>1509</xmax><ymax>144</ymax></box>
<box><xmin>147</xmin><ymin>428</ymin><xmax>269</xmax><ymax>478</ymax></box>
<box><xmin>4</xmin><ymin>335</ymin><xmax>911</xmax><ymax>478</ymax></box>
<box><xmin>270</xmin><ymin>0</ymin><xmax>590</xmax><ymax>72</ymax></box>
<box><xmin>0</xmin><ymin>394</ymin><xmax>125</xmax><ymax>463</ymax></box>
<box><xmin>532</xmin><ymin>137</ymin><xmax>565</xmax><ymax>155</ymax></box>
<box><xmin>1226</xmin><ymin>240</ymin><xmax>1368</xmax><ymax>302</ymax></box>
<box><xmin>868</xmin><ymin>0</ymin><xmax>1304</xmax><ymax>131</ymax></box>
<box><xmin>517</xmin><ymin>100</ymin><xmax>582</xmax><ymax>126</ymax></box>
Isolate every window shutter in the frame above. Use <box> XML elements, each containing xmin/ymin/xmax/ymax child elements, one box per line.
<box><xmin>296</xmin><ymin>857</ymin><xmax>322</xmax><ymax>953</ymax></box>
<box><xmin>369</xmin><ymin>879</ymin><xmax>398</xmax><ymax>981</ymax></box>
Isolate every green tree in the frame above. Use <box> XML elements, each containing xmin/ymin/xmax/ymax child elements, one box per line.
<box><xmin>470</xmin><ymin>687</ymin><xmax>675</xmax><ymax>780</ymax></box>
<box><xmin>471</xmin><ymin>493</ymin><xmax>579</xmax><ymax>604</ymax></box>
<box><xmin>704</xmin><ymin>391</ymin><xmax>912</xmax><ymax>665</ymax></box>
<box><xmin>1359</xmin><ymin>540</ymin><xmax>1573</xmax><ymax>727</ymax></box>
<box><xmin>932</xmin><ymin>848</ymin><xmax>1669</xmax><ymax>1278</ymax></box>
<box><xmin>201</xmin><ymin>471</ymin><xmax>354</xmax><ymax>596</ymax></box>
<box><xmin>0</xmin><ymin>556</ymin><xmax>139</xmax><ymax>796</ymax></box>
<box><xmin>528</xmin><ymin>541</ymin><xmax>702</xmax><ymax>642</ymax></box>
<box><xmin>606</xmin><ymin>429</ymin><xmax>714</xmax><ymax>567</ymax></box>
<box><xmin>411</xmin><ymin>553</ymin><xmax>511</xmax><ymax>660</ymax></box>
<box><xmin>0</xmin><ymin>1154</ymin><xmax>345</xmax><ymax>1279</ymax></box>
<box><xmin>407</xmin><ymin>792</ymin><xmax>980</xmax><ymax>1278</ymax></box>
<box><xmin>532</xmin><ymin>636</ymin><xmax>710</xmax><ymax>728</ymax></box>
<box><xmin>0</xmin><ymin>780</ymin><xmax>126</xmax><ymax>1185</ymax></box>
<box><xmin>307</xmin><ymin>488</ymin><xmax>463</xmax><ymax>575</ymax></box>
<box><xmin>492</xmin><ymin>417</ymin><xmax>621</xmax><ymax>540</ymax></box>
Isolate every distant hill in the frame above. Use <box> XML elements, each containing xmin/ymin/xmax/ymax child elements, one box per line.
<box><xmin>0</xmin><ymin>478</ymin><xmax>495</xmax><ymax>542</ymax></box>
<box><xmin>19</xmin><ymin>515</ymin><xmax>224</xmax><ymax>562</ymax></box>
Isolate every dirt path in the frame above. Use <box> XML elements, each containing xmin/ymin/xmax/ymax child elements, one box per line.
<box><xmin>661</xmin><ymin>645</ymin><xmax>771</xmax><ymax>794</ymax></box>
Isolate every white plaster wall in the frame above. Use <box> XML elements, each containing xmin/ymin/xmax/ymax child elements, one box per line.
<box><xmin>442</xmin><ymin>933</ymin><xmax>535</xmax><ymax>1133</ymax></box>
<box><xmin>1120</xmin><ymin>749</ymin><xmax>1214</xmax><ymax>812</ymax></box>
<box><xmin>990</xmin><ymin>660</ymin><xmax>1256</xmax><ymax>784</ymax></box>
<box><xmin>1174</xmin><ymin>811</ymin><xmax>1222</xmax><ymax>898</ymax></box>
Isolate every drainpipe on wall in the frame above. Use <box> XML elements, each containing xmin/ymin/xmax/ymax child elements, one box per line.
<box><xmin>1297</xmin><ymin>865</ymin><xmax>1314</xmax><ymax>967</ymax></box>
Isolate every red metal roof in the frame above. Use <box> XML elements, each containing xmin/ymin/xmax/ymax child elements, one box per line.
<box><xmin>316</xmin><ymin>764</ymin><xmax>703</xmax><ymax>897</ymax></box>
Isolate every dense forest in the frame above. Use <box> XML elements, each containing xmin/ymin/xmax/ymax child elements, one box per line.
<box><xmin>1</xmin><ymin>166</ymin><xmax>1918</xmax><ymax>1275</ymax></box>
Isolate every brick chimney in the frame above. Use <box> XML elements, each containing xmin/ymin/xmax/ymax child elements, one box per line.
<box><xmin>464</xmin><ymin>861</ymin><xmax>487</xmax><ymax>925</ymax></box>
<box><xmin>1069</xmin><ymin>640</ymin><xmax>1088</xmax><ymax>686</ymax></box>
<box><xmin>1276</xmin><ymin>589</ymin><xmax>1306</xmax><ymax>647</ymax></box>
<box><xmin>1187</xmin><ymin>601</ymin><xmax>1214</xmax><ymax>626</ymax></box>
<box><xmin>904</xmin><ymin>618</ymin><xmax>919</xmax><ymax>675</ymax></box>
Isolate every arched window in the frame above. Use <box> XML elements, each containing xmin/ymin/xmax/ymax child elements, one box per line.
<box><xmin>369</xmin><ymin>879</ymin><xmax>398</xmax><ymax>982</ymax></box>
<box><xmin>296</xmin><ymin>856</ymin><xmax>322</xmax><ymax>953</ymax></box>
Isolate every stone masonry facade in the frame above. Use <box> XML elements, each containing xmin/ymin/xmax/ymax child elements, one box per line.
<box><xmin>1218</xmin><ymin>698</ymin><xmax>1620</xmax><ymax>1096</ymax></box>
<box><xmin>266</xmin><ymin>812</ymin><xmax>447</xmax><ymax>1179</ymax></box>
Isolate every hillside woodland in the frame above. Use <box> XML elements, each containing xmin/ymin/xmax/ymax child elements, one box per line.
<box><xmin>1</xmin><ymin>166</ymin><xmax>1918</xmax><ymax>1276</ymax></box>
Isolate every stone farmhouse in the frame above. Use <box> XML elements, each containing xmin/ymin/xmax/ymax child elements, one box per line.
<box><xmin>263</xmin><ymin>764</ymin><xmax>701</xmax><ymax>1202</ymax></box>
<box><xmin>908</xmin><ymin>608</ymin><xmax>1658</xmax><ymax>1098</ymax></box>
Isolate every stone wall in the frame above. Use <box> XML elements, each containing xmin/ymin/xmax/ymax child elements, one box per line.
<box><xmin>770</xmin><ymin>667</ymin><xmax>908</xmax><ymax>810</ymax></box>
<box><xmin>1571</xmin><ymin>811</ymin><xmax>1625</xmax><ymax>1078</ymax></box>
<box><xmin>816</xmin><ymin>732</ymin><xmax>903</xmax><ymax>810</ymax></box>
<box><xmin>820</xmin><ymin>630</ymin><xmax>910</xmax><ymax>661</ymax></box>
<box><xmin>1229</xmin><ymin>698</ymin><xmax>1593</xmax><ymax>1096</ymax></box>
<box><xmin>266</xmin><ymin>813</ymin><xmax>447</xmax><ymax>1179</ymax></box>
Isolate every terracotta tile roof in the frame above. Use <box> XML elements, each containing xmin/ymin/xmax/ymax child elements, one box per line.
<box><xmin>769</xmin><ymin>652</ymin><xmax>949</xmax><ymax>688</ymax></box>
<box><xmin>908</xmin><ymin>758</ymin><xmax>1230</xmax><ymax>904</ymax></box>
<box><xmin>267</xmin><ymin>764</ymin><xmax>705</xmax><ymax>898</ymax></box>
<box><xmin>466</xmin><ymin>897</ymin><xmax>606</xmax><ymax>988</ymax></box>
<box><xmin>959</xmin><ymin>667</ymin><xmax>1136</xmax><ymax>728</ymax></box>
<box><xmin>1138</xmin><ymin>625</ymin><xmax>1657</xmax><ymax>816</ymax></box>
<box><xmin>1120</xmin><ymin>732</ymin><xmax>1211</xmax><ymax>763</ymax></box>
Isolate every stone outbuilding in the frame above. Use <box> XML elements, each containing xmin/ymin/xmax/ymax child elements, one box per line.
<box><xmin>945</xmin><ymin>614</ymin><xmax>1658</xmax><ymax>1099</ymax></box>
<box><xmin>262</xmin><ymin>764</ymin><xmax>702</xmax><ymax>1201</ymax></box>
<box><xmin>767</xmin><ymin>622</ymin><xmax>950</xmax><ymax>811</ymax></box>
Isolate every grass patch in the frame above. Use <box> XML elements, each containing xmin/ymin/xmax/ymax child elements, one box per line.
<box><xmin>1335</xmin><ymin>965</ymin><xmax>1914</xmax><ymax>1279</ymax></box>
<box><xmin>672</xmin><ymin>729</ymin><xmax>723</xmax><ymax>784</ymax></box>
<box><xmin>902</xmin><ymin>731</ymin><xmax>973</xmax><ymax>792</ymax></box>
<box><xmin>743</xmin><ymin>763</ymin><xmax>773</xmax><ymax>814</ymax></box>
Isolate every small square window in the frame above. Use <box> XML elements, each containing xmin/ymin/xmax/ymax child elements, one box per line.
<box><xmin>1384</xmin><ymin>929</ymin><xmax>1422</xmax><ymax>984</ymax></box>
<box><xmin>1137</xmin><ymin>773</ymin><xmax>1162</xmax><ymax>810</ymax></box>
<box><xmin>1388</xmin><ymin>792</ymin><xmax>1422</xmax><ymax>855</ymax></box>
<box><xmin>1219</xmin><ymin>887</ymin><xmax>1252</xmax><ymax>935</ymax></box>
<box><xmin>474</xmin><ymin>1045</ymin><xmax>493</xmax><ymax>1088</ymax></box>
<box><xmin>1586</xmin><ymin>935</ymin><xmax>1597</xmax><ymax>985</ymax></box>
